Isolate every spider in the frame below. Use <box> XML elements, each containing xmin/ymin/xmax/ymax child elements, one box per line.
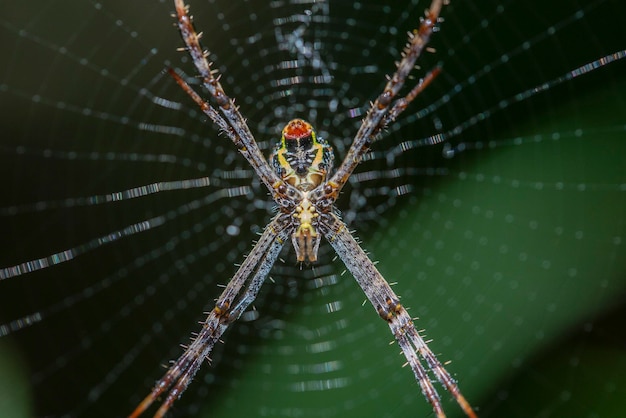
<box><xmin>130</xmin><ymin>0</ymin><xmax>476</xmax><ymax>417</ymax></box>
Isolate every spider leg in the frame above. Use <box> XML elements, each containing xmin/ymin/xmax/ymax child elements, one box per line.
<box><xmin>129</xmin><ymin>214</ymin><xmax>293</xmax><ymax>418</ymax></box>
<box><xmin>172</xmin><ymin>0</ymin><xmax>299</xmax><ymax>209</ymax></box>
<box><xmin>168</xmin><ymin>68</ymin><xmax>235</xmax><ymax>137</ymax></box>
<box><xmin>320</xmin><ymin>212</ymin><xmax>476</xmax><ymax>418</ymax></box>
<box><xmin>380</xmin><ymin>65</ymin><xmax>442</xmax><ymax>131</ymax></box>
<box><xmin>312</xmin><ymin>0</ymin><xmax>444</xmax><ymax>207</ymax></box>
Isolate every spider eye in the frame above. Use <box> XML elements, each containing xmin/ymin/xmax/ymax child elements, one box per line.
<box><xmin>283</xmin><ymin>119</ymin><xmax>314</xmax><ymax>142</ymax></box>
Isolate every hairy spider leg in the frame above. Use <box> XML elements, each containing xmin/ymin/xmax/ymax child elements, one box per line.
<box><xmin>129</xmin><ymin>215</ymin><xmax>292</xmax><ymax>418</ymax></box>
<box><xmin>320</xmin><ymin>212</ymin><xmax>477</xmax><ymax>418</ymax></box>
<box><xmin>311</xmin><ymin>0</ymin><xmax>445</xmax><ymax>209</ymax></box>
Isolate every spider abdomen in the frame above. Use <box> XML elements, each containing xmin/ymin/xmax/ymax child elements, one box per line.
<box><xmin>291</xmin><ymin>196</ymin><xmax>321</xmax><ymax>262</ymax></box>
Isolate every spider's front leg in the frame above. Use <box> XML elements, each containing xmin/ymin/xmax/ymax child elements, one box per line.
<box><xmin>171</xmin><ymin>0</ymin><xmax>302</xmax><ymax>211</ymax></box>
<box><xmin>129</xmin><ymin>214</ymin><xmax>292</xmax><ymax>418</ymax></box>
<box><xmin>312</xmin><ymin>0</ymin><xmax>445</xmax><ymax>209</ymax></box>
<box><xmin>320</xmin><ymin>213</ymin><xmax>477</xmax><ymax>418</ymax></box>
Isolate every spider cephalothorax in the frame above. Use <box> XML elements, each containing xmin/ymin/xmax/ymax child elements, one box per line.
<box><xmin>271</xmin><ymin>119</ymin><xmax>334</xmax><ymax>192</ymax></box>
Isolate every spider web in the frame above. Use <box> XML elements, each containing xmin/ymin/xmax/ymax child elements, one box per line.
<box><xmin>1</xmin><ymin>0</ymin><xmax>625</xmax><ymax>417</ymax></box>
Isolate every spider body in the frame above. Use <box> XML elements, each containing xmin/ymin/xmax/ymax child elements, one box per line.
<box><xmin>270</xmin><ymin>119</ymin><xmax>334</xmax><ymax>262</ymax></box>
<box><xmin>130</xmin><ymin>1</ymin><xmax>477</xmax><ymax>417</ymax></box>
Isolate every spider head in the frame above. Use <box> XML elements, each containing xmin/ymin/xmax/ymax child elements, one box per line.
<box><xmin>282</xmin><ymin>118</ymin><xmax>312</xmax><ymax>142</ymax></box>
<box><xmin>271</xmin><ymin>119</ymin><xmax>334</xmax><ymax>191</ymax></box>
